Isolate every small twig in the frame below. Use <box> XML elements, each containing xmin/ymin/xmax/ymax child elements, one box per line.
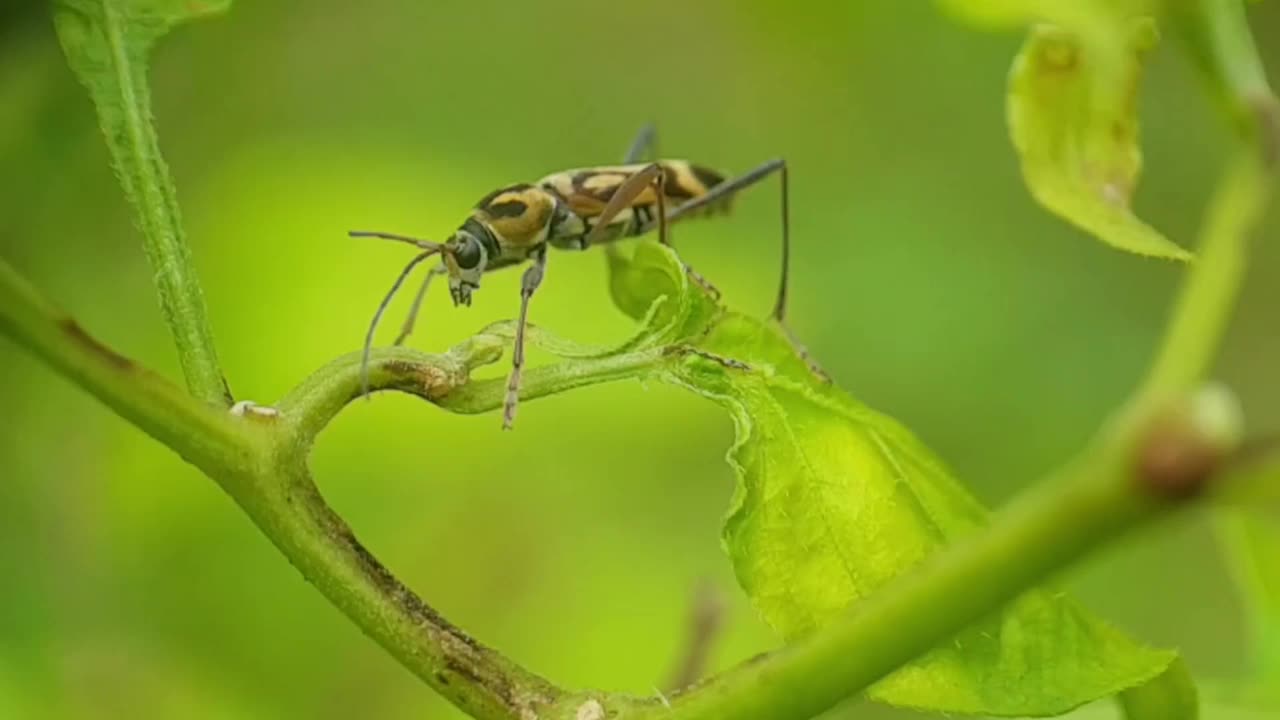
<box><xmin>665</xmin><ymin>581</ymin><xmax>727</xmax><ymax>692</ymax></box>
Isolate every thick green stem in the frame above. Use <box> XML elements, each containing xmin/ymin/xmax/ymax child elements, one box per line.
<box><xmin>649</xmin><ymin>440</ymin><xmax>1159</xmax><ymax>720</ymax></box>
<box><xmin>0</xmin><ymin>256</ymin><xmax>251</xmax><ymax>471</ymax></box>
<box><xmin>0</xmin><ymin>256</ymin><xmax>571</xmax><ymax>719</ymax></box>
<box><xmin>10</xmin><ymin>2</ymin><xmax>1270</xmax><ymax>720</ymax></box>
<box><xmin>645</xmin><ymin>125</ymin><xmax>1274</xmax><ymax>719</ymax></box>
<box><xmin>239</xmin><ymin>461</ymin><xmax>564</xmax><ymax>719</ymax></box>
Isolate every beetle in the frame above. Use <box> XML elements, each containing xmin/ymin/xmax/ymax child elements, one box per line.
<box><xmin>352</xmin><ymin>125</ymin><xmax>802</xmax><ymax>429</ymax></box>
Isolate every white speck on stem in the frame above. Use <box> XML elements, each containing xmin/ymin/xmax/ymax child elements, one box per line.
<box><xmin>229</xmin><ymin>400</ymin><xmax>280</xmax><ymax>419</ymax></box>
<box><xmin>575</xmin><ymin>699</ymin><xmax>605</xmax><ymax>720</ymax></box>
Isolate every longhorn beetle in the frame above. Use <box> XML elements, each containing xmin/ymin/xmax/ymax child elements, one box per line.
<box><xmin>352</xmin><ymin>125</ymin><xmax>811</xmax><ymax>429</ymax></box>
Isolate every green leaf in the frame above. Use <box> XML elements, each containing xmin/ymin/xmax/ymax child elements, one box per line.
<box><xmin>602</xmin><ymin>243</ymin><xmax>1177</xmax><ymax>716</ymax></box>
<box><xmin>604</xmin><ymin>241</ymin><xmax>724</xmax><ymax>346</ymax></box>
<box><xmin>56</xmin><ymin>0</ymin><xmax>230</xmax><ymax>43</ymax></box>
<box><xmin>1008</xmin><ymin>18</ymin><xmax>1193</xmax><ymax>260</ymax></box>
<box><xmin>1118</xmin><ymin>657</ymin><xmax>1201</xmax><ymax>720</ymax></box>
<box><xmin>53</xmin><ymin>0</ymin><xmax>232</xmax><ymax>404</ymax></box>
<box><xmin>939</xmin><ymin>0</ymin><xmax>1191</xmax><ymax>261</ymax></box>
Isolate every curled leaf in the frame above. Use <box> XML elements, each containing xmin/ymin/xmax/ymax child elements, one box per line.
<box><xmin>1008</xmin><ymin>18</ymin><xmax>1192</xmax><ymax>260</ymax></box>
<box><xmin>1118</xmin><ymin>657</ymin><xmax>1200</xmax><ymax>720</ymax></box>
<box><xmin>600</xmin><ymin>243</ymin><xmax>1177</xmax><ymax>716</ymax></box>
<box><xmin>604</xmin><ymin>242</ymin><xmax>722</xmax><ymax>346</ymax></box>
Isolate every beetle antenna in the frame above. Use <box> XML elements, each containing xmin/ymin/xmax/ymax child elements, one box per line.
<box><xmin>349</xmin><ymin>230</ymin><xmax>443</xmax><ymax>251</ymax></box>
<box><xmin>360</xmin><ymin>247</ymin><xmax>442</xmax><ymax>400</ymax></box>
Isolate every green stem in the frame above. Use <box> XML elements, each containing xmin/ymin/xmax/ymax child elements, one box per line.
<box><xmin>1172</xmin><ymin>0</ymin><xmax>1278</xmax><ymax>144</ymax></box>
<box><xmin>647</xmin><ymin>126</ymin><xmax>1275</xmax><ymax>720</ymax></box>
<box><xmin>2</xmin><ymin>256</ymin><xmax>693</xmax><ymax>720</ymax></box>
<box><xmin>0</xmin><ymin>256</ymin><xmax>251</xmax><ymax>471</ymax></box>
<box><xmin>0</xmin><ymin>255</ymin><xmax>568</xmax><ymax>719</ymax></box>
<box><xmin>650</xmin><ymin>440</ymin><xmax>1160</xmax><ymax>720</ymax></box>
<box><xmin>239</xmin><ymin>461</ymin><xmax>564</xmax><ymax>720</ymax></box>
<box><xmin>275</xmin><ymin>333</ymin><xmax>671</xmax><ymax>450</ymax></box>
<box><xmin>1148</xmin><ymin>0</ymin><xmax>1277</xmax><ymax>400</ymax></box>
<box><xmin>54</xmin><ymin>2</ymin><xmax>229</xmax><ymax>405</ymax></box>
<box><xmin>1138</xmin><ymin>151</ymin><xmax>1271</xmax><ymax>401</ymax></box>
<box><xmin>273</xmin><ymin>339</ymin><xmax>501</xmax><ymax>455</ymax></box>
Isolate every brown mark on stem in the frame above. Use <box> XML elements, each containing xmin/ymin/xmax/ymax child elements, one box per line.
<box><xmin>299</xmin><ymin>479</ymin><xmax>558</xmax><ymax>718</ymax></box>
<box><xmin>379</xmin><ymin>359</ymin><xmax>467</xmax><ymax>402</ymax></box>
<box><xmin>1135</xmin><ymin>416</ymin><xmax>1224</xmax><ymax>501</ymax></box>
<box><xmin>61</xmin><ymin>318</ymin><xmax>133</xmax><ymax>370</ymax></box>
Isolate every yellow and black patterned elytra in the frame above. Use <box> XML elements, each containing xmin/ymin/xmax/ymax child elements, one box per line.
<box><xmin>351</xmin><ymin>126</ymin><xmax>804</xmax><ymax>430</ymax></box>
<box><xmin>458</xmin><ymin>161</ymin><xmax>732</xmax><ymax>258</ymax></box>
<box><xmin>538</xmin><ymin>160</ymin><xmax>728</xmax><ymax>227</ymax></box>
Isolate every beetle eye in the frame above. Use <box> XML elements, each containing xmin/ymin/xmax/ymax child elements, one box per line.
<box><xmin>454</xmin><ymin>236</ymin><xmax>483</xmax><ymax>269</ymax></box>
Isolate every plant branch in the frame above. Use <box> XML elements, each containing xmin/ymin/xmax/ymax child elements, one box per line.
<box><xmin>275</xmin><ymin>331</ymin><xmax>672</xmax><ymax>453</ymax></box>
<box><xmin>0</xmin><ymin>256</ymin><xmax>569</xmax><ymax>720</ymax></box>
<box><xmin>55</xmin><ymin>1</ymin><xmax>229</xmax><ymax>405</ymax></box>
<box><xmin>1138</xmin><ymin>149</ymin><xmax>1273</xmax><ymax>401</ymax></box>
<box><xmin>0</xmin><ymin>256</ymin><xmax>251</xmax><ymax>471</ymax></box>
<box><xmin>646</xmin><ymin>431</ymin><xmax>1165</xmax><ymax>720</ymax></box>
<box><xmin>19</xmin><ymin>5</ymin><xmax>1276</xmax><ymax>718</ymax></box>
<box><xmin>1147</xmin><ymin>0</ymin><xmax>1279</xmax><ymax>401</ymax></box>
<box><xmin>642</xmin><ymin>115</ymin><xmax>1276</xmax><ymax>719</ymax></box>
<box><xmin>1172</xmin><ymin>0</ymin><xmax>1279</xmax><ymax>152</ymax></box>
<box><xmin>243</xmin><ymin>461</ymin><xmax>565</xmax><ymax>720</ymax></box>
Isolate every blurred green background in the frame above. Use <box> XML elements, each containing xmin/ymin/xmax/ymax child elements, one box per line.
<box><xmin>2</xmin><ymin>2</ymin><xmax>1278</xmax><ymax>718</ymax></box>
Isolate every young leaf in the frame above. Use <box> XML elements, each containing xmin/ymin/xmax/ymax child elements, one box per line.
<box><xmin>603</xmin><ymin>243</ymin><xmax>1178</xmax><ymax>716</ymax></box>
<box><xmin>604</xmin><ymin>241</ymin><xmax>723</xmax><ymax>347</ymax></box>
<box><xmin>53</xmin><ymin>0</ymin><xmax>233</xmax><ymax>404</ymax></box>
<box><xmin>56</xmin><ymin>0</ymin><xmax>230</xmax><ymax>43</ymax></box>
<box><xmin>1118</xmin><ymin>657</ymin><xmax>1201</xmax><ymax>720</ymax></box>
<box><xmin>1008</xmin><ymin>19</ymin><xmax>1193</xmax><ymax>260</ymax></box>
